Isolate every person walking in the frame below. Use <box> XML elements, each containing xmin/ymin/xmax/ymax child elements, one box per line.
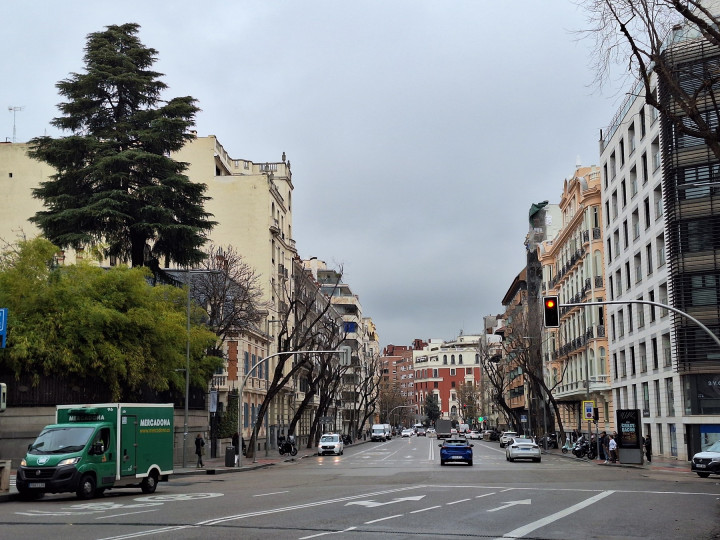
<box><xmin>600</xmin><ymin>431</ymin><xmax>609</xmax><ymax>463</ymax></box>
<box><xmin>232</xmin><ymin>432</ymin><xmax>240</xmax><ymax>465</ymax></box>
<box><xmin>644</xmin><ymin>433</ymin><xmax>652</xmax><ymax>463</ymax></box>
<box><xmin>195</xmin><ymin>433</ymin><xmax>205</xmax><ymax>468</ymax></box>
<box><xmin>608</xmin><ymin>434</ymin><xmax>618</xmax><ymax>464</ymax></box>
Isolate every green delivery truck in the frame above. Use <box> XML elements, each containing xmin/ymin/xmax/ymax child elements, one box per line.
<box><xmin>17</xmin><ymin>403</ymin><xmax>174</xmax><ymax>500</ymax></box>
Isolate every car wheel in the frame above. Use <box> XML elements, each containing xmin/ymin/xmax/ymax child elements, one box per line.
<box><xmin>468</xmin><ymin>460</ymin><xmax>473</xmax><ymax>466</ymax></box>
<box><xmin>76</xmin><ymin>473</ymin><xmax>96</xmax><ymax>500</ymax></box>
<box><xmin>697</xmin><ymin>472</ymin><xmax>711</xmax><ymax>478</ymax></box>
<box><xmin>534</xmin><ymin>458</ymin><xmax>541</xmax><ymax>463</ymax></box>
<box><xmin>141</xmin><ymin>472</ymin><xmax>158</xmax><ymax>494</ymax></box>
<box><xmin>440</xmin><ymin>460</ymin><xmax>446</xmax><ymax>466</ymax></box>
<box><xmin>508</xmin><ymin>456</ymin><xmax>514</xmax><ymax>462</ymax></box>
<box><xmin>340</xmin><ymin>449</ymin><xmax>344</xmax><ymax>455</ymax></box>
<box><xmin>499</xmin><ymin>443</ymin><xmax>504</xmax><ymax>448</ymax></box>
<box><xmin>506</xmin><ymin>454</ymin><xmax>509</xmax><ymax>461</ymax></box>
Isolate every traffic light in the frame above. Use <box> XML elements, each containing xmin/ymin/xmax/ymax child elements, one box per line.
<box><xmin>543</xmin><ymin>296</ymin><xmax>559</xmax><ymax>327</ymax></box>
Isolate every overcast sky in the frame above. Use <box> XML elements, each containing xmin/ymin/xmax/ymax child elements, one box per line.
<box><xmin>3</xmin><ymin>1</ymin><xmax>627</xmax><ymax>348</ymax></box>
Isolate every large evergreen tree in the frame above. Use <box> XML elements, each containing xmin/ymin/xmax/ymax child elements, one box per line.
<box><xmin>28</xmin><ymin>23</ymin><xmax>215</xmax><ymax>268</ymax></box>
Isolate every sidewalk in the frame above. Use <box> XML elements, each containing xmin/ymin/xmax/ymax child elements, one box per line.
<box><xmin>542</xmin><ymin>445</ymin><xmax>690</xmax><ymax>472</ymax></box>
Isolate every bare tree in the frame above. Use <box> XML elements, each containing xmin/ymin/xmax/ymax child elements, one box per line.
<box><xmin>581</xmin><ymin>0</ymin><xmax>720</xmax><ymax>159</ymax></box>
<box><xmin>351</xmin><ymin>353</ymin><xmax>382</xmax><ymax>439</ymax></box>
<box><xmin>244</xmin><ymin>262</ymin><xmax>345</xmax><ymax>459</ymax></box>
<box><xmin>193</xmin><ymin>244</ymin><xmax>267</xmax><ymax>351</ymax></box>
<box><xmin>456</xmin><ymin>382</ymin><xmax>480</xmax><ymax>426</ymax></box>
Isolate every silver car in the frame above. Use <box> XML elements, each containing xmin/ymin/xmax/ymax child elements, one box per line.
<box><xmin>499</xmin><ymin>431</ymin><xmax>518</xmax><ymax>448</ymax></box>
<box><xmin>318</xmin><ymin>433</ymin><xmax>344</xmax><ymax>456</ymax></box>
<box><xmin>505</xmin><ymin>437</ymin><xmax>541</xmax><ymax>462</ymax></box>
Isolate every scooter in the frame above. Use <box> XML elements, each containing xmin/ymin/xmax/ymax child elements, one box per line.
<box><xmin>278</xmin><ymin>435</ymin><xmax>298</xmax><ymax>457</ymax></box>
<box><xmin>572</xmin><ymin>436</ymin><xmax>597</xmax><ymax>459</ymax></box>
<box><xmin>561</xmin><ymin>438</ymin><xmax>573</xmax><ymax>454</ymax></box>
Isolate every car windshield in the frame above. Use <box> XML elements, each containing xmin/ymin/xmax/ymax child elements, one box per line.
<box><xmin>28</xmin><ymin>426</ymin><xmax>95</xmax><ymax>454</ymax></box>
<box><xmin>512</xmin><ymin>438</ymin><xmax>534</xmax><ymax>444</ymax></box>
<box><xmin>704</xmin><ymin>440</ymin><xmax>720</xmax><ymax>453</ymax></box>
<box><xmin>503</xmin><ymin>432</ymin><xmax>517</xmax><ymax>437</ymax></box>
<box><xmin>320</xmin><ymin>435</ymin><xmax>338</xmax><ymax>443</ymax></box>
<box><xmin>444</xmin><ymin>439</ymin><xmax>469</xmax><ymax>446</ymax></box>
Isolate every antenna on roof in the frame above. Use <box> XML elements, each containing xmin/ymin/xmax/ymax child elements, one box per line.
<box><xmin>8</xmin><ymin>106</ymin><xmax>24</xmax><ymax>143</ymax></box>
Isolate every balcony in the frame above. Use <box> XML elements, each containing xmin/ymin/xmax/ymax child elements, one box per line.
<box><xmin>269</xmin><ymin>218</ymin><xmax>280</xmax><ymax>235</ymax></box>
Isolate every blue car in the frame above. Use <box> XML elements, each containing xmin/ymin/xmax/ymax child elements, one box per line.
<box><xmin>439</xmin><ymin>437</ymin><xmax>474</xmax><ymax>466</ymax></box>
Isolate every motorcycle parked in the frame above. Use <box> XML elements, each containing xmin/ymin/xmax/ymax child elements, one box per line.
<box><xmin>572</xmin><ymin>436</ymin><xmax>596</xmax><ymax>459</ymax></box>
<box><xmin>278</xmin><ymin>434</ymin><xmax>298</xmax><ymax>457</ymax></box>
<box><xmin>538</xmin><ymin>433</ymin><xmax>558</xmax><ymax>449</ymax></box>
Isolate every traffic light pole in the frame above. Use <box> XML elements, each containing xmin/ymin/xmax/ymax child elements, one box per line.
<box><xmin>558</xmin><ymin>299</ymin><xmax>720</xmax><ymax>350</ymax></box>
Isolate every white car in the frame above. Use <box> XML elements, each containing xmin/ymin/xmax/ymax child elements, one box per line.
<box><xmin>691</xmin><ymin>440</ymin><xmax>720</xmax><ymax>477</ymax></box>
<box><xmin>505</xmin><ymin>437</ymin><xmax>541</xmax><ymax>462</ymax></box>
<box><xmin>426</xmin><ymin>428</ymin><xmax>436</xmax><ymax>437</ymax></box>
<box><xmin>466</xmin><ymin>430</ymin><xmax>481</xmax><ymax>440</ymax></box>
<box><xmin>499</xmin><ymin>431</ymin><xmax>518</xmax><ymax>448</ymax></box>
<box><xmin>401</xmin><ymin>428</ymin><xmax>414</xmax><ymax>438</ymax></box>
<box><xmin>318</xmin><ymin>433</ymin><xmax>344</xmax><ymax>456</ymax></box>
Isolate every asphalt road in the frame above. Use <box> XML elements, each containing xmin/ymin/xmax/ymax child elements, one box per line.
<box><xmin>3</xmin><ymin>436</ymin><xmax>720</xmax><ymax>540</ymax></box>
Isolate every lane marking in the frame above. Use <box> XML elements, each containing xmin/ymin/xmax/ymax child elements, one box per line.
<box><xmin>365</xmin><ymin>514</ymin><xmax>404</xmax><ymax>524</ymax></box>
<box><xmin>96</xmin><ymin>509</ymin><xmax>160</xmax><ymax>520</ymax></box>
<box><xmin>298</xmin><ymin>526</ymin><xmax>357</xmax><ymax>539</ymax></box>
<box><xmin>447</xmin><ymin>498</ymin><xmax>471</xmax><ymax>505</ymax></box>
<box><xmin>254</xmin><ymin>491</ymin><xmax>289</xmax><ymax>497</ymax></box>
<box><xmin>97</xmin><ymin>525</ymin><xmax>194</xmax><ymax>540</ymax></box>
<box><xmin>410</xmin><ymin>505</ymin><xmax>442</xmax><ymax>514</ymax></box>
<box><xmin>197</xmin><ymin>486</ymin><xmax>423</xmax><ymax>526</ymax></box>
<box><xmin>497</xmin><ymin>491</ymin><xmax>614</xmax><ymax>539</ymax></box>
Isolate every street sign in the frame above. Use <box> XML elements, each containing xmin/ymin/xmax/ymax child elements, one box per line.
<box><xmin>583</xmin><ymin>400</ymin><xmax>595</xmax><ymax>421</ymax></box>
<box><xmin>520</xmin><ymin>414</ymin><xmax>527</xmax><ymax>423</ymax></box>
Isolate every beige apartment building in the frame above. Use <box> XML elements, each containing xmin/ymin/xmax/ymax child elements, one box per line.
<box><xmin>0</xmin><ymin>135</ymin><xmax>299</xmax><ymax>454</ymax></box>
<box><xmin>538</xmin><ymin>165</ymin><xmax>613</xmax><ymax>436</ymax></box>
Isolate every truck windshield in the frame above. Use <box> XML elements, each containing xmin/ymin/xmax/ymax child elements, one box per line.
<box><xmin>29</xmin><ymin>426</ymin><xmax>95</xmax><ymax>454</ymax></box>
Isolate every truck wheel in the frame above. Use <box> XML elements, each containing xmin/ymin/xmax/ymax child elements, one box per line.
<box><xmin>697</xmin><ymin>472</ymin><xmax>711</xmax><ymax>478</ymax></box>
<box><xmin>76</xmin><ymin>474</ymin><xmax>96</xmax><ymax>500</ymax></box>
<box><xmin>141</xmin><ymin>472</ymin><xmax>159</xmax><ymax>494</ymax></box>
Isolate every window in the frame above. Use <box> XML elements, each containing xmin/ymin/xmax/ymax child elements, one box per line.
<box><xmin>654</xmin><ymin>379</ymin><xmax>662</xmax><ymax>416</ymax></box>
<box><xmin>642</xmin><ymin>382</ymin><xmax>650</xmax><ymax>415</ymax></box>
<box><xmin>646</xmin><ymin>244</ymin><xmax>654</xmax><ymax>275</ymax></box>
<box><xmin>605</xmin><ymin>200</ymin><xmax>611</xmax><ymax>227</ymax></box>
<box><xmin>466</xmin><ymin>368</ymin><xmax>472</xmax><ymax>375</ymax></box>
<box><xmin>612</xmin><ymin>190</ymin><xmax>618</xmax><ymax>219</ymax></box>
<box><xmin>634</xmin><ymin>253</ymin><xmax>642</xmax><ymax>283</ymax></box>
<box><xmin>666</xmin><ymin>378</ymin><xmax>675</xmax><ymax>416</ymax></box>
<box><xmin>244</xmin><ymin>351</ymin><xmax>249</xmax><ymax>375</ymax></box>
<box><xmin>662</xmin><ymin>333</ymin><xmax>672</xmax><ymax>367</ymax></box>
<box><xmin>657</xmin><ymin>235</ymin><xmax>666</xmax><ymax>267</ymax></box>
<box><xmin>621</xmin><ymin>180</ymin><xmax>627</xmax><ymax>207</ymax></box>
<box><xmin>659</xmin><ymin>284</ymin><xmax>669</xmax><ymax>317</ymax></box>
<box><xmin>458</xmin><ymin>354</ymin><xmax>463</xmax><ymax>364</ymax></box>
<box><xmin>613</xmin><ymin>353</ymin><xmax>618</xmax><ymax>378</ymax></box>
<box><xmin>642</xmin><ymin>152</ymin><xmax>649</xmax><ymax>184</ymax></box>
<box><xmin>618</xmin><ymin>309</ymin><xmax>625</xmax><ymax>338</ymax></box>
<box><xmin>651</xmin><ymin>337</ymin><xmax>659</xmax><ymax>369</ymax></box>
<box><xmin>637</xmin><ymin>296</ymin><xmax>645</xmax><ymax>328</ymax></box>
<box><xmin>644</xmin><ymin>197</ymin><xmax>651</xmax><ymax>229</ymax></box>
<box><xmin>640</xmin><ymin>106</ymin><xmax>646</xmax><ymax>137</ymax></box>
<box><xmin>649</xmin><ymin>290</ymin><xmax>656</xmax><ymax>321</ymax></box>
<box><xmin>654</xmin><ymin>185</ymin><xmax>663</xmax><ymax>218</ymax></box>
<box><xmin>632</xmin><ymin>383</ymin><xmax>637</xmax><ymax>407</ymax></box>
<box><xmin>630</xmin><ymin>346</ymin><xmax>636</xmax><ymax>375</ymax></box>
<box><xmin>620</xmin><ymin>138</ymin><xmax>626</xmax><ymax>167</ymax></box>
<box><xmin>450</xmin><ymin>368</ymin><xmax>456</xmax><ymax>376</ymax></box>
<box><xmin>640</xmin><ymin>341</ymin><xmax>648</xmax><ymax>371</ymax></box>
<box><xmin>625</xmin><ymin>261</ymin><xmax>631</xmax><ymax>290</ymax></box>
<box><xmin>623</xmin><ymin>220</ymin><xmax>629</xmax><ymax>249</ymax></box>
<box><xmin>607</xmin><ymin>238</ymin><xmax>613</xmax><ymax>264</ymax></box>
<box><xmin>632</xmin><ymin>209</ymin><xmax>640</xmax><ymax>239</ymax></box>
<box><xmin>433</xmin><ymin>368</ymin><xmax>438</xmax><ymax>377</ymax></box>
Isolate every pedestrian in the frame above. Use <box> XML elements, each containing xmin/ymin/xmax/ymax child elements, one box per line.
<box><xmin>644</xmin><ymin>433</ymin><xmax>652</xmax><ymax>463</ymax></box>
<box><xmin>608</xmin><ymin>434</ymin><xmax>618</xmax><ymax>463</ymax></box>
<box><xmin>232</xmin><ymin>432</ymin><xmax>240</xmax><ymax>465</ymax></box>
<box><xmin>195</xmin><ymin>433</ymin><xmax>205</xmax><ymax>468</ymax></box>
<box><xmin>599</xmin><ymin>431</ymin><xmax>609</xmax><ymax>463</ymax></box>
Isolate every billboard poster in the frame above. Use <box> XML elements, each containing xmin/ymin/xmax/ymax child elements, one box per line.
<box><xmin>616</xmin><ymin>409</ymin><xmax>641</xmax><ymax>449</ymax></box>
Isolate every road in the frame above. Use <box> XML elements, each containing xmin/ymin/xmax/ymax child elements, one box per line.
<box><xmin>2</xmin><ymin>436</ymin><xmax>719</xmax><ymax>539</ymax></box>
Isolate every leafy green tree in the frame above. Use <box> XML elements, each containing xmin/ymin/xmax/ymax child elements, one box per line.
<box><xmin>28</xmin><ymin>23</ymin><xmax>215</xmax><ymax>268</ymax></box>
<box><xmin>424</xmin><ymin>394</ymin><xmax>440</xmax><ymax>424</ymax></box>
<box><xmin>219</xmin><ymin>389</ymin><xmax>239</xmax><ymax>439</ymax></box>
<box><xmin>0</xmin><ymin>237</ymin><xmax>221</xmax><ymax>400</ymax></box>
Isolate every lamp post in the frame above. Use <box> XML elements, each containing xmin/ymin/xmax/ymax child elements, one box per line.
<box><xmin>238</xmin><ymin>347</ymin><xmax>349</xmax><ymax>466</ymax></box>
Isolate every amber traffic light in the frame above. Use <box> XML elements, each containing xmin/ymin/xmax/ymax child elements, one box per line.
<box><xmin>543</xmin><ymin>296</ymin><xmax>559</xmax><ymax>327</ymax></box>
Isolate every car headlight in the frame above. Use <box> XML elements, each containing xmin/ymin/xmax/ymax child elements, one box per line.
<box><xmin>711</xmin><ymin>456</ymin><xmax>720</xmax><ymax>463</ymax></box>
<box><xmin>20</xmin><ymin>458</ymin><xmax>26</xmax><ymax>467</ymax></box>
<box><xmin>58</xmin><ymin>457</ymin><xmax>81</xmax><ymax>466</ymax></box>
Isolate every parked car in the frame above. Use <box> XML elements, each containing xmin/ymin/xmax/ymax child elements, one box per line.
<box><xmin>505</xmin><ymin>437</ymin><xmax>541</xmax><ymax>462</ymax></box>
<box><xmin>416</xmin><ymin>428</ymin><xmax>426</xmax><ymax>437</ymax></box>
<box><xmin>439</xmin><ymin>438</ymin><xmax>474</xmax><ymax>466</ymax></box>
<box><xmin>466</xmin><ymin>430</ymin><xmax>481</xmax><ymax>440</ymax></box>
<box><xmin>499</xmin><ymin>431</ymin><xmax>518</xmax><ymax>448</ymax></box>
<box><xmin>318</xmin><ymin>433</ymin><xmax>344</xmax><ymax>456</ymax></box>
<box><xmin>691</xmin><ymin>440</ymin><xmax>720</xmax><ymax>477</ymax></box>
<box><xmin>401</xmin><ymin>428</ymin><xmax>414</xmax><ymax>438</ymax></box>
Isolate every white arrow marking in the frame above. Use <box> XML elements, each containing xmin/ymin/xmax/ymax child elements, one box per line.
<box><xmin>346</xmin><ymin>495</ymin><xmax>425</xmax><ymax>508</ymax></box>
<box><xmin>487</xmin><ymin>499</ymin><xmax>532</xmax><ymax>512</ymax></box>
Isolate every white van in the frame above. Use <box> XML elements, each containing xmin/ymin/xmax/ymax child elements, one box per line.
<box><xmin>371</xmin><ymin>424</ymin><xmax>387</xmax><ymax>442</ymax></box>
